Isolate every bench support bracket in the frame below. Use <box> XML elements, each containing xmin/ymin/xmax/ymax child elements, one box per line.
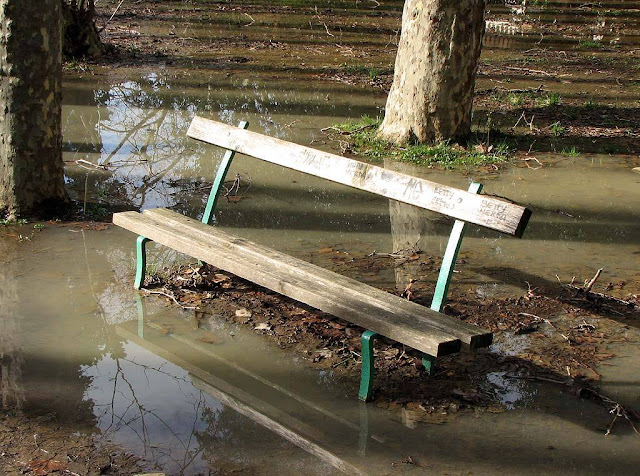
<box><xmin>202</xmin><ymin>120</ymin><xmax>250</xmax><ymax>226</ymax></box>
<box><xmin>358</xmin><ymin>330</ymin><xmax>379</xmax><ymax>402</ymax></box>
<box><xmin>430</xmin><ymin>182</ymin><xmax>483</xmax><ymax>313</ymax></box>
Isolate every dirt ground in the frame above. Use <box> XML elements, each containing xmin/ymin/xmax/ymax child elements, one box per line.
<box><xmin>0</xmin><ymin>412</ymin><xmax>143</xmax><ymax>476</ymax></box>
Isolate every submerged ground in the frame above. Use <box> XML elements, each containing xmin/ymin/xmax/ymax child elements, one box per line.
<box><xmin>1</xmin><ymin>0</ymin><xmax>640</xmax><ymax>474</ymax></box>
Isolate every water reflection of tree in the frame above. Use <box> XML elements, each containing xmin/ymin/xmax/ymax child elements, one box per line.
<box><xmin>64</xmin><ymin>74</ymin><xmax>328</xmax><ymax>218</ymax></box>
<box><xmin>87</xmin><ymin>354</ymin><xmax>210</xmax><ymax>473</ymax></box>
<box><xmin>0</xmin><ymin>238</ymin><xmax>24</xmax><ymax>410</ymax></box>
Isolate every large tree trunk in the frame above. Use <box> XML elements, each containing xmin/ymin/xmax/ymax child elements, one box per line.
<box><xmin>61</xmin><ymin>0</ymin><xmax>105</xmax><ymax>59</ymax></box>
<box><xmin>378</xmin><ymin>0</ymin><xmax>486</xmax><ymax>144</ymax></box>
<box><xmin>0</xmin><ymin>0</ymin><xmax>68</xmax><ymax>219</ymax></box>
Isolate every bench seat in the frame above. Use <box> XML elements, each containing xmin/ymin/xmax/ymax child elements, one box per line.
<box><xmin>114</xmin><ymin>207</ymin><xmax>493</xmax><ymax>358</ymax></box>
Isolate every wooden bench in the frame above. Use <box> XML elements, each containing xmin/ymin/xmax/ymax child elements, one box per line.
<box><xmin>113</xmin><ymin>116</ymin><xmax>532</xmax><ymax>402</ymax></box>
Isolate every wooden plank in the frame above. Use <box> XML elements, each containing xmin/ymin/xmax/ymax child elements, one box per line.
<box><xmin>114</xmin><ymin>209</ymin><xmax>488</xmax><ymax>354</ymax></box>
<box><xmin>114</xmin><ymin>210</ymin><xmax>460</xmax><ymax>357</ymax></box>
<box><xmin>115</xmin><ymin>324</ymin><xmax>367</xmax><ymax>476</ymax></box>
<box><xmin>187</xmin><ymin>116</ymin><xmax>532</xmax><ymax>237</ymax></box>
<box><xmin>147</xmin><ymin>208</ymin><xmax>492</xmax><ymax>349</ymax></box>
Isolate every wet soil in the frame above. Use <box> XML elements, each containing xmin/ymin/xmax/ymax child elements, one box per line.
<box><xmin>143</xmin><ymin>259</ymin><xmax>640</xmax><ymax>427</ymax></box>
<box><xmin>8</xmin><ymin>1</ymin><xmax>637</xmax><ymax>471</ymax></box>
<box><xmin>87</xmin><ymin>0</ymin><xmax>640</xmax><ymax>156</ymax></box>
<box><xmin>0</xmin><ymin>412</ymin><xmax>142</xmax><ymax>476</ymax></box>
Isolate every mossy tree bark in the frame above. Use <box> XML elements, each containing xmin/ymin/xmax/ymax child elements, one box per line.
<box><xmin>378</xmin><ymin>0</ymin><xmax>486</xmax><ymax>144</ymax></box>
<box><xmin>0</xmin><ymin>0</ymin><xmax>68</xmax><ymax>219</ymax></box>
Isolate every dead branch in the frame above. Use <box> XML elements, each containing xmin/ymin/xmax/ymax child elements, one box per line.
<box><xmin>312</xmin><ymin>7</ymin><xmax>335</xmax><ymax>37</ymax></box>
<box><xmin>506</xmin><ymin>374</ymin><xmax>640</xmax><ymax>436</ymax></box>
<box><xmin>584</xmin><ymin>268</ymin><xmax>603</xmax><ymax>293</ymax></box>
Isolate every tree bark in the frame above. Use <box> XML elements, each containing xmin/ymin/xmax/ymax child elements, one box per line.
<box><xmin>378</xmin><ymin>0</ymin><xmax>486</xmax><ymax>144</ymax></box>
<box><xmin>61</xmin><ymin>0</ymin><xmax>105</xmax><ymax>59</ymax></box>
<box><xmin>0</xmin><ymin>0</ymin><xmax>68</xmax><ymax>219</ymax></box>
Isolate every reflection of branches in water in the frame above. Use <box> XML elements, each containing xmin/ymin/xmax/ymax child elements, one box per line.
<box><xmin>92</xmin><ymin>356</ymin><xmax>207</xmax><ymax>473</ymax></box>
<box><xmin>73</xmin><ymin>76</ymin><xmax>306</xmax><ymax>213</ymax></box>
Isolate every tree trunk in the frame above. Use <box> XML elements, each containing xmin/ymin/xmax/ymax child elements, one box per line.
<box><xmin>61</xmin><ymin>0</ymin><xmax>105</xmax><ymax>59</ymax></box>
<box><xmin>0</xmin><ymin>0</ymin><xmax>68</xmax><ymax>219</ymax></box>
<box><xmin>378</xmin><ymin>0</ymin><xmax>486</xmax><ymax>144</ymax></box>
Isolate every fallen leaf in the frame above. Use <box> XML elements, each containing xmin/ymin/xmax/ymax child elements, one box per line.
<box><xmin>235</xmin><ymin>308</ymin><xmax>252</xmax><ymax>319</ymax></box>
<box><xmin>28</xmin><ymin>459</ymin><xmax>67</xmax><ymax>476</ymax></box>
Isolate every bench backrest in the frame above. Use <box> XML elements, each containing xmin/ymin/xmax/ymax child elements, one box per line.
<box><xmin>187</xmin><ymin>116</ymin><xmax>531</xmax><ymax>237</ymax></box>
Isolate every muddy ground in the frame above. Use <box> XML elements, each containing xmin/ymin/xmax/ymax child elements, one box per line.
<box><xmin>142</xmin><ymin>255</ymin><xmax>639</xmax><ymax>428</ymax></box>
<box><xmin>0</xmin><ymin>412</ymin><xmax>143</xmax><ymax>475</ymax></box>
<box><xmin>85</xmin><ymin>0</ymin><xmax>640</xmax><ymax>157</ymax></box>
<box><xmin>3</xmin><ymin>1</ymin><xmax>640</xmax><ymax>474</ymax></box>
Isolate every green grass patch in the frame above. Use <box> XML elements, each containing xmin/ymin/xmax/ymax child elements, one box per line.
<box><xmin>340</xmin><ymin>63</ymin><xmax>388</xmax><ymax>80</ymax></box>
<box><xmin>538</xmin><ymin>92</ymin><xmax>562</xmax><ymax>107</ymax></box>
<box><xmin>0</xmin><ymin>218</ymin><xmax>28</xmax><ymax>226</ymax></box>
<box><xmin>561</xmin><ymin>146</ymin><xmax>580</xmax><ymax>157</ymax></box>
<box><xmin>550</xmin><ymin>121</ymin><xmax>565</xmax><ymax>136</ymax></box>
<box><xmin>507</xmin><ymin>92</ymin><xmax>525</xmax><ymax>107</ymax></box>
<box><xmin>583</xmin><ymin>97</ymin><xmax>599</xmax><ymax>108</ymax></box>
<box><xmin>579</xmin><ymin>39</ymin><xmax>603</xmax><ymax>49</ymax></box>
<box><xmin>329</xmin><ymin>116</ymin><xmax>511</xmax><ymax>169</ymax></box>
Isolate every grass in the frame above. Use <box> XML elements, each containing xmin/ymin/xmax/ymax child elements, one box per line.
<box><xmin>329</xmin><ymin>116</ymin><xmax>511</xmax><ymax>169</ymax></box>
<box><xmin>340</xmin><ymin>63</ymin><xmax>389</xmax><ymax>80</ymax></box>
<box><xmin>579</xmin><ymin>39</ymin><xmax>603</xmax><ymax>49</ymax></box>
<box><xmin>550</xmin><ymin>121</ymin><xmax>565</xmax><ymax>136</ymax></box>
<box><xmin>507</xmin><ymin>92</ymin><xmax>525</xmax><ymax>107</ymax></box>
<box><xmin>561</xmin><ymin>146</ymin><xmax>580</xmax><ymax>157</ymax></box>
<box><xmin>540</xmin><ymin>92</ymin><xmax>562</xmax><ymax>107</ymax></box>
<box><xmin>583</xmin><ymin>98</ymin><xmax>599</xmax><ymax>108</ymax></box>
<box><xmin>0</xmin><ymin>218</ymin><xmax>28</xmax><ymax>226</ymax></box>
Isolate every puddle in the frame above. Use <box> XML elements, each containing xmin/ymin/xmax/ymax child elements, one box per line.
<box><xmin>2</xmin><ymin>0</ymin><xmax>640</xmax><ymax>474</ymax></box>
<box><xmin>2</xmin><ymin>226</ymin><xmax>640</xmax><ymax>474</ymax></box>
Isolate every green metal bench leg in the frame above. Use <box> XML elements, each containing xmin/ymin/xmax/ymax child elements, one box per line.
<box><xmin>134</xmin><ymin>235</ymin><xmax>150</xmax><ymax>290</ymax></box>
<box><xmin>422</xmin><ymin>354</ymin><xmax>436</xmax><ymax>376</ymax></box>
<box><xmin>430</xmin><ymin>182</ymin><xmax>483</xmax><ymax>313</ymax></box>
<box><xmin>358</xmin><ymin>330</ymin><xmax>379</xmax><ymax>402</ymax></box>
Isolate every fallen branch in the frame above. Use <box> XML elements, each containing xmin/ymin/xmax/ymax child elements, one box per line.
<box><xmin>584</xmin><ymin>268</ymin><xmax>603</xmax><ymax>293</ymax></box>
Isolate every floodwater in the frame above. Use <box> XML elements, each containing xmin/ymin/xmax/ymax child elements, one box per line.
<box><xmin>3</xmin><ymin>1</ymin><xmax>640</xmax><ymax>474</ymax></box>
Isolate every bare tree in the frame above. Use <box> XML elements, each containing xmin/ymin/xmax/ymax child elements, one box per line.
<box><xmin>378</xmin><ymin>0</ymin><xmax>486</xmax><ymax>144</ymax></box>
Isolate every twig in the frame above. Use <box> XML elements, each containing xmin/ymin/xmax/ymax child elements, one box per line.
<box><xmin>76</xmin><ymin>159</ymin><xmax>108</xmax><ymax>170</ymax></box>
<box><xmin>505</xmin><ymin>66</ymin><xmax>552</xmax><ymax>76</ymax></box>
<box><xmin>584</xmin><ymin>268</ymin><xmax>603</xmax><ymax>293</ymax></box>
<box><xmin>313</xmin><ymin>7</ymin><xmax>335</xmax><ymax>37</ymax></box>
<box><xmin>102</xmin><ymin>0</ymin><xmax>127</xmax><ymax>32</ymax></box>
<box><xmin>142</xmin><ymin>288</ymin><xmax>197</xmax><ymax>310</ymax></box>
<box><xmin>507</xmin><ymin>375</ymin><xmax>640</xmax><ymax>436</ymax></box>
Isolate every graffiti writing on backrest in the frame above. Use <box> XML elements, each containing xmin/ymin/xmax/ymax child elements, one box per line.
<box><xmin>479</xmin><ymin>199</ymin><xmax>508</xmax><ymax>221</ymax></box>
<box><xmin>430</xmin><ymin>185</ymin><xmax>456</xmax><ymax>210</ymax></box>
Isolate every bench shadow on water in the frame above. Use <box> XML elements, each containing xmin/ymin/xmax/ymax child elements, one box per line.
<box><xmin>1</xmin><ymin>62</ymin><xmax>638</xmax><ymax>473</ymax></box>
